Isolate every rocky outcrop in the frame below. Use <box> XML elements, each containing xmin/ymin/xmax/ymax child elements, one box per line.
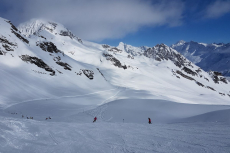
<box><xmin>56</xmin><ymin>61</ymin><xmax>72</xmax><ymax>71</ymax></box>
<box><xmin>127</xmin><ymin>55</ymin><xmax>134</xmax><ymax>59</ymax></box>
<box><xmin>172</xmin><ymin>40</ymin><xmax>230</xmax><ymax>77</ymax></box>
<box><xmin>82</xmin><ymin>69</ymin><xmax>94</xmax><ymax>80</ymax></box>
<box><xmin>97</xmin><ymin>68</ymin><xmax>107</xmax><ymax>81</ymax></box>
<box><xmin>108</xmin><ymin>47</ymin><xmax>122</xmax><ymax>53</ymax></box>
<box><xmin>144</xmin><ymin>44</ymin><xmax>190</xmax><ymax>68</ymax></box>
<box><xmin>59</xmin><ymin>30</ymin><xmax>83</xmax><ymax>43</ymax></box>
<box><xmin>19</xmin><ymin>55</ymin><xmax>55</xmax><ymax>76</ymax></box>
<box><xmin>182</xmin><ymin>67</ymin><xmax>197</xmax><ymax>76</ymax></box>
<box><xmin>103</xmin><ymin>53</ymin><xmax>127</xmax><ymax>69</ymax></box>
<box><xmin>176</xmin><ymin>70</ymin><xmax>194</xmax><ymax>81</ymax></box>
<box><xmin>11</xmin><ymin>30</ymin><xmax>29</xmax><ymax>44</ymax></box>
<box><xmin>0</xmin><ymin>35</ymin><xmax>17</xmax><ymax>52</ymax></box>
<box><xmin>5</xmin><ymin>20</ymin><xmax>18</xmax><ymax>31</ymax></box>
<box><xmin>209</xmin><ymin>71</ymin><xmax>228</xmax><ymax>84</ymax></box>
<box><xmin>36</xmin><ymin>41</ymin><xmax>63</xmax><ymax>55</ymax></box>
<box><xmin>102</xmin><ymin>44</ymin><xmax>110</xmax><ymax>49</ymax></box>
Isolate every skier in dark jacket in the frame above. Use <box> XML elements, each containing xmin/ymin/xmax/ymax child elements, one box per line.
<box><xmin>148</xmin><ymin>118</ymin><xmax>151</xmax><ymax>124</ymax></box>
<box><xmin>93</xmin><ymin>117</ymin><xmax>97</xmax><ymax>122</ymax></box>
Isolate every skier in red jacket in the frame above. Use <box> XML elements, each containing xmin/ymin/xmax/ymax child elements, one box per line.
<box><xmin>148</xmin><ymin>118</ymin><xmax>151</xmax><ymax>124</ymax></box>
<box><xmin>93</xmin><ymin>117</ymin><xmax>97</xmax><ymax>122</ymax></box>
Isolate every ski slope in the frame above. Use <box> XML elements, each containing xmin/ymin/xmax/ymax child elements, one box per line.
<box><xmin>1</xmin><ymin>17</ymin><xmax>230</xmax><ymax>152</ymax></box>
<box><xmin>1</xmin><ymin>91</ymin><xmax>230</xmax><ymax>153</ymax></box>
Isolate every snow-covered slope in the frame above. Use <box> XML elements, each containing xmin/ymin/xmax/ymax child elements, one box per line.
<box><xmin>1</xmin><ymin>17</ymin><xmax>230</xmax><ymax>153</ymax></box>
<box><xmin>0</xmin><ymin>17</ymin><xmax>113</xmax><ymax>107</ymax></box>
<box><xmin>0</xmin><ymin>17</ymin><xmax>230</xmax><ymax>107</ymax></box>
<box><xmin>172</xmin><ymin>40</ymin><xmax>230</xmax><ymax>76</ymax></box>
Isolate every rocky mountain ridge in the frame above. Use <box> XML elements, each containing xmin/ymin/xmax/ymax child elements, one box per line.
<box><xmin>0</xmin><ymin>17</ymin><xmax>230</xmax><ymax>106</ymax></box>
<box><xmin>171</xmin><ymin>40</ymin><xmax>230</xmax><ymax>76</ymax></box>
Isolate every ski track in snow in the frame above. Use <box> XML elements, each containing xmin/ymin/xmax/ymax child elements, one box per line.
<box><xmin>2</xmin><ymin>88</ymin><xmax>118</xmax><ymax>110</ymax></box>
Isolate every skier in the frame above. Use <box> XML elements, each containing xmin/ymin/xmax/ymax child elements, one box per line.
<box><xmin>148</xmin><ymin>118</ymin><xmax>151</xmax><ymax>124</ymax></box>
<box><xmin>93</xmin><ymin>117</ymin><xmax>97</xmax><ymax>122</ymax></box>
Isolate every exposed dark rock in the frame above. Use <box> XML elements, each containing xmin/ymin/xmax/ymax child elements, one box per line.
<box><xmin>11</xmin><ymin>30</ymin><xmax>29</xmax><ymax>44</ymax></box>
<box><xmin>59</xmin><ymin>30</ymin><xmax>83</xmax><ymax>44</ymax></box>
<box><xmin>228</xmin><ymin>94</ymin><xmax>230</xmax><ymax>97</ymax></box>
<box><xmin>103</xmin><ymin>53</ymin><xmax>127</xmax><ymax>69</ymax></box>
<box><xmin>39</xmin><ymin>35</ymin><xmax>46</xmax><ymax>39</ymax></box>
<box><xmin>209</xmin><ymin>71</ymin><xmax>228</xmax><ymax>84</ymax></box>
<box><xmin>102</xmin><ymin>44</ymin><xmax>110</xmax><ymax>48</ymax></box>
<box><xmin>19</xmin><ymin>55</ymin><xmax>55</xmax><ymax>76</ymax></box>
<box><xmin>56</xmin><ymin>61</ymin><xmax>72</xmax><ymax>70</ymax></box>
<box><xmin>127</xmin><ymin>55</ymin><xmax>134</xmax><ymax>59</ymax></box>
<box><xmin>53</xmin><ymin>56</ymin><xmax>61</xmax><ymax>61</ymax></box>
<box><xmin>220</xmin><ymin>77</ymin><xmax>228</xmax><ymax>84</ymax></box>
<box><xmin>49</xmin><ymin>22</ymin><xmax>57</xmax><ymax>28</ymax></box>
<box><xmin>108</xmin><ymin>47</ymin><xmax>122</xmax><ymax>53</ymax></box>
<box><xmin>182</xmin><ymin>67</ymin><xmax>197</xmax><ymax>76</ymax></box>
<box><xmin>195</xmin><ymin>68</ymin><xmax>202</xmax><ymax>73</ymax></box>
<box><xmin>76</xmin><ymin>37</ymin><xmax>83</xmax><ymax>44</ymax></box>
<box><xmin>144</xmin><ymin>44</ymin><xmax>191</xmax><ymax>68</ymax></box>
<box><xmin>2</xmin><ymin>44</ymin><xmax>14</xmax><ymax>51</ymax></box>
<box><xmin>82</xmin><ymin>69</ymin><xmax>94</xmax><ymax>80</ymax></box>
<box><xmin>0</xmin><ymin>35</ymin><xmax>17</xmax><ymax>52</ymax></box>
<box><xmin>176</xmin><ymin>70</ymin><xmax>195</xmax><ymax>81</ymax></box>
<box><xmin>5</xmin><ymin>20</ymin><xmax>18</xmax><ymax>31</ymax></box>
<box><xmin>0</xmin><ymin>50</ymin><xmax>3</xmax><ymax>55</ymax></box>
<box><xmin>219</xmin><ymin>92</ymin><xmax>225</xmax><ymax>96</ymax></box>
<box><xmin>196</xmin><ymin>81</ymin><xmax>204</xmax><ymax>87</ymax></box>
<box><xmin>36</xmin><ymin>41</ymin><xmax>62</xmax><ymax>54</ymax></box>
<box><xmin>204</xmin><ymin>77</ymin><xmax>209</xmax><ymax>82</ymax></box>
<box><xmin>60</xmin><ymin>30</ymin><xmax>74</xmax><ymax>39</ymax></box>
<box><xmin>214</xmin><ymin>71</ymin><xmax>222</xmax><ymax>76</ymax></box>
<box><xmin>0</xmin><ymin>36</ymin><xmax>17</xmax><ymax>46</ymax></box>
<box><xmin>207</xmin><ymin>86</ymin><xmax>216</xmax><ymax>91</ymax></box>
<box><xmin>56</xmin><ymin>69</ymin><xmax>63</xmax><ymax>74</ymax></box>
<box><xmin>76</xmin><ymin>71</ymin><xmax>82</xmax><ymax>75</ymax></box>
<box><xmin>97</xmin><ymin>68</ymin><xmax>107</xmax><ymax>81</ymax></box>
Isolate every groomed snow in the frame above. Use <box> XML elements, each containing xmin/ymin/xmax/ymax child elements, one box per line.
<box><xmin>1</xmin><ymin>94</ymin><xmax>230</xmax><ymax>153</ymax></box>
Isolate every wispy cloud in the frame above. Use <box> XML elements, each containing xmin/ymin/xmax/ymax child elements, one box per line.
<box><xmin>205</xmin><ymin>0</ymin><xmax>230</xmax><ymax>18</ymax></box>
<box><xmin>1</xmin><ymin>0</ymin><xmax>184</xmax><ymax>41</ymax></box>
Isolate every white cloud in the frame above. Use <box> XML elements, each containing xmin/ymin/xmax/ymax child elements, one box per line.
<box><xmin>205</xmin><ymin>0</ymin><xmax>230</xmax><ymax>18</ymax></box>
<box><xmin>2</xmin><ymin>0</ymin><xmax>185</xmax><ymax>41</ymax></box>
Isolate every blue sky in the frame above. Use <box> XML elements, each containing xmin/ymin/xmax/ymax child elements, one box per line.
<box><xmin>1</xmin><ymin>0</ymin><xmax>230</xmax><ymax>47</ymax></box>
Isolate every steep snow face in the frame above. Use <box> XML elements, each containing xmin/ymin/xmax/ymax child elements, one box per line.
<box><xmin>172</xmin><ymin>40</ymin><xmax>230</xmax><ymax>76</ymax></box>
<box><xmin>18</xmin><ymin>19</ymin><xmax>83</xmax><ymax>43</ymax></box>
<box><xmin>18</xmin><ymin>19</ymin><xmax>57</xmax><ymax>37</ymax></box>
<box><xmin>0</xmin><ymin>17</ymin><xmax>113</xmax><ymax>107</ymax></box>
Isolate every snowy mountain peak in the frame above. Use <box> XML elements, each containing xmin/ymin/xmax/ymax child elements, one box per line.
<box><xmin>18</xmin><ymin>18</ymin><xmax>59</xmax><ymax>37</ymax></box>
<box><xmin>18</xmin><ymin>19</ymin><xmax>83</xmax><ymax>43</ymax></box>
<box><xmin>171</xmin><ymin>40</ymin><xmax>186</xmax><ymax>48</ymax></box>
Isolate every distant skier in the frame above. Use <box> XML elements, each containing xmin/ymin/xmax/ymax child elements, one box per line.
<box><xmin>93</xmin><ymin>117</ymin><xmax>97</xmax><ymax>122</ymax></box>
<box><xmin>148</xmin><ymin>118</ymin><xmax>151</xmax><ymax>124</ymax></box>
